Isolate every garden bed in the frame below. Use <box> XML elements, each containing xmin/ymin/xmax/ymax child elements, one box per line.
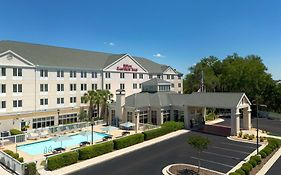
<box><xmin>168</xmin><ymin>164</ymin><xmax>222</xmax><ymax>175</ymax></box>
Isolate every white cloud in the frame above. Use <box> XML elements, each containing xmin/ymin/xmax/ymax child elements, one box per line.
<box><xmin>104</xmin><ymin>42</ymin><xmax>115</xmax><ymax>46</ymax></box>
<box><xmin>153</xmin><ymin>53</ymin><xmax>164</xmax><ymax>58</ymax></box>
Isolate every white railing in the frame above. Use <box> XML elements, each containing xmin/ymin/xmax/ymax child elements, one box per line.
<box><xmin>0</xmin><ymin>134</ymin><xmax>26</xmax><ymax>146</ymax></box>
<box><xmin>0</xmin><ymin>150</ymin><xmax>25</xmax><ymax>175</ymax></box>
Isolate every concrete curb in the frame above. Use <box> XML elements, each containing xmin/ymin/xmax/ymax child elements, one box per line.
<box><xmin>162</xmin><ymin>163</ymin><xmax>224</xmax><ymax>175</ymax></box>
<box><xmin>38</xmin><ymin>130</ymin><xmax>190</xmax><ymax>175</ymax></box>
<box><xmin>256</xmin><ymin>147</ymin><xmax>281</xmax><ymax>175</ymax></box>
<box><xmin>226</xmin><ymin>137</ymin><xmax>267</xmax><ymax>175</ymax></box>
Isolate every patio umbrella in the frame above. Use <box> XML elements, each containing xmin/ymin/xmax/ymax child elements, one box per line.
<box><xmin>52</xmin><ymin>135</ymin><xmax>71</xmax><ymax>148</ymax></box>
<box><xmin>80</xmin><ymin>130</ymin><xmax>92</xmax><ymax>141</ymax></box>
<box><xmin>120</xmin><ymin>122</ymin><xmax>135</xmax><ymax>130</ymax></box>
<box><xmin>101</xmin><ymin>126</ymin><xmax>118</xmax><ymax>134</ymax></box>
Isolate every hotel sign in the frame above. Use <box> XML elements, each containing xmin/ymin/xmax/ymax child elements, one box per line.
<box><xmin>117</xmin><ymin>64</ymin><xmax>138</xmax><ymax>72</ymax></box>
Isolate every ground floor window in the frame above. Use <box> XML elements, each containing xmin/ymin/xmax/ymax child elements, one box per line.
<box><xmin>58</xmin><ymin>113</ymin><xmax>78</xmax><ymax>125</ymax></box>
<box><xmin>139</xmin><ymin>110</ymin><xmax>148</xmax><ymax>124</ymax></box>
<box><xmin>151</xmin><ymin>110</ymin><xmax>157</xmax><ymax>125</ymax></box>
<box><xmin>162</xmin><ymin>110</ymin><xmax>170</xmax><ymax>123</ymax></box>
<box><xmin>32</xmin><ymin>116</ymin><xmax>55</xmax><ymax>129</ymax></box>
<box><xmin>127</xmin><ymin>111</ymin><xmax>133</xmax><ymax>122</ymax></box>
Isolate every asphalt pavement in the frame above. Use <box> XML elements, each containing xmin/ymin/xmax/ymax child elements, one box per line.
<box><xmin>69</xmin><ymin>132</ymin><xmax>257</xmax><ymax>175</ymax></box>
<box><xmin>266</xmin><ymin>156</ymin><xmax>281</xmax><ymax>175</ymax></box>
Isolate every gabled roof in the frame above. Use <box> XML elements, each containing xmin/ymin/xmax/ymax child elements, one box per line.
<box><xmin>0</xmin><ymin>40</ymin><xmax>178</xmax><ymax>74</ymax></box>
<box><xmin>123</xmin><ymin>92</ymin><xmax>249</xmax><ymax>109</ymax></box>
<box><xmin>142</xmin><ymin>78</ymin><xmax>170</xmax><ymax>86</ymax></box>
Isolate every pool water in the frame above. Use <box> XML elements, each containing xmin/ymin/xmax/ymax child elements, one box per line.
<box><xmin>17</xmin><ymin>132</ymin><xmax>109</xmax><ymax>155</ymax></box>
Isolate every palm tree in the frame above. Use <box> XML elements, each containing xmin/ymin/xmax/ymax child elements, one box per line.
<box><xmin>99</xmin><ymin>90</ymin><xmax>113</xmax><ymax>124</ymax></box>
<box><xmin>81</xmin><ymin>90</ymin><xmax>98</xmax><ymax>121</ymax></box>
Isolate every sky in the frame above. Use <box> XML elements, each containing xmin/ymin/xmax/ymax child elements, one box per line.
<box><xmin>0</xmin><ymin>0</ymin><xmax>281</xmax><ymax>79</ymax></box>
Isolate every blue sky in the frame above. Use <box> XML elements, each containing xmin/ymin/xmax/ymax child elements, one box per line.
<box><xmin>0</xmin><ymin>0</ymin><xmax>281</xmax><ymax>79</ymax></box>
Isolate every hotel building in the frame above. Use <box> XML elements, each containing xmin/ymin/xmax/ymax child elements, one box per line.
<box><xmin>0</xmin><ymin>40</ymin><xmax>183</xmax><ymax>132</ymax></box>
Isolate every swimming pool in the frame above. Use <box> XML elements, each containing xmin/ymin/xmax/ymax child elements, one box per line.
<box><xmin>17</xmin><ymin>132</ymin><xmax>109</xmax><ymax>155</ymax></box>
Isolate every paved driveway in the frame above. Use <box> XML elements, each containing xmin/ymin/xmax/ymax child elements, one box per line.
<box><xmin>266</xmin><ymin>156</ymin><xmax>281</xmax><ymax>175</ymax></box>
<box><xmin>69</xmin><ymin>132</ymin><xmax>257</xmax><ymax>175</ymax></box>
<box><xmin>218</xmin><ymin>118</ymin><xmax>281</xmax><ymax>136</ymax></box>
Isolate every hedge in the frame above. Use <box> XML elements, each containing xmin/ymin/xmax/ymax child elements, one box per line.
<box><xmin>78</xmin><ymin>141</ymin><xmax>114</xmax><ymax>160</ymax></box>
<box><xmin>10</xmin><ymin>129</ymin><xmax>23</xmax><ymax>135</ymax></box>
<box><xmin>161</xmin><ymin>121</ymin><xmax>184</xmax><ymax>131</ymax></box>
<box><xmin>248</xmin><ymin>159</ymin><xmax>257</xmax><ymax>168</ymax></box>
<box><xmin>3</xmin><ymin>150</ymin><xmax>24</xmax><ymax>162</ymax></box>
<box><xmin>47</xmin><ymin>151</ymin><xmax>79</xmax><ymax>171</ymax></box>
<box><xmin>250</xmin><ymin>155</ymin><xmax>261</xmax><ymax>165</ymax></box>
<box><xmin>25</xmin><ymin>162</ymin><xmax>37</xmax><ymax>175</ymax></box>
<box><xmin>241</xmin><ymin>164</ymin><xmax>251</xmax><ymax>175</ymax></box>
<box><xmin>113</xmin><ymin>133</ymin><xmax>144</xmax><ymax>150</ymax></box>
<box><xmin>235</xmin><ymin>168</ymin><xmax>246</xmax><ymax>175</ymax></box>
<box><xmin>259</xmin><ymin>151</ymin><xmax>267</xmax><ymax>158</ymax></box>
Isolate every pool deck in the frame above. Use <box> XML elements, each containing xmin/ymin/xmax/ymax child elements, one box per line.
<box><xmin>2</xmin><ymin>124</ymin><xmax>136</xmax><ymax>163</ymax></box>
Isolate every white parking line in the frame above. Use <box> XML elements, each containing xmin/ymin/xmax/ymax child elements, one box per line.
<box><xmin>212</xmin><ymin>146</ymin><xmax>250</xmax><ymax>154</ymax></box>
<box><xmin>191</xmin><ymin>156</ymin><xmax>233</xmax><ymax>168</ymax></box>
<box><xmin>203</xmin><ymin>151</ymin><xmax>243</xmax><ymax>160</ymax></box>
<box><xmin>220</xmin><ymin>142</ymin><xmax>256</xmax><ymax>149</ymax></box>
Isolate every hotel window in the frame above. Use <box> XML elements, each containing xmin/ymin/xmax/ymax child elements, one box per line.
<box><xmin>57</xmin><ymin>84</ymin><xmax>64</xmax><ymax>91</ymax></box>
<box><xmin>162</xmin><ymin>110</ymin><xmax>171</xmax><ymax>123</ymax></box>
<box><xmin>133</xmin><ymin>73</ymin><xmax>137</xmax><ymax>79</ymax></box>
<box><xmin>0</xmin><ymin>84</ymin><xmax>6</xmax><ymax>93</ymax></box>
<box><xmin>13</xmin><ymin>84</ymin><xmax>22</xmax><ymax>93</ymax></box>
<box><xmin>70</xmin><ymin>84</ymin><xmax>76</xmax><ymax>91</ymax></box>
<box><xmin>120</xmin><ymin>73</ymin><xmax>125</xmax><ymax>79</ymax></box>
<box><xmin>105</xmin><ymin>72</ymin><xmax>111</xmax><ymax>78</ymax></box>
<box><xmin>157</xmin><ymin>75</ymin><xmax>162</xmax><ymax>79</ymax></box>
<box><xmin>57</xmin><ymin>70</ymin><xmax>64</xmax><ymax>77</ymax></box>
<box><xmin>13</xmin><ymin>68</ymin><xmax>22</xmax><ymax>76</ymax></box>
<box><xmin>171</xmin><ymin>75</ymin><xmax>174</xmax><ymax>79</ymax></box>
<box><xmin>70</xmin><ymin>97</ymin><xmax>77</xmax><ymax>103</ymax></box>
<box><xmin>40</xmin><ymin>69</ymin><xmax>48</xmax><ymax>77</ymax></box>
<box><xmin>59</xmin><ymin>113</ymin><xmax>78</xmax><ymax>125</ymax></box>
<box><xmin>33</xmin><ymin>116</ymin><xmax>55</xmax><ymax>128</ymax></box>
<box><xmin>105</xmin><ymin>84</ymin><xmax>111</xmax><ymax>90</ymax></box>
<box><xmin>139</xmin><ymin>74</ymin><xmax>143</xmax><ymax>79</ymax></box>
<box><xmin>133</xmin><ymin>83</ymin><xmax>137</xmax><ymax>89</ymax></box>
<box><xmin>139</xmin><ymin>84</ymin><xmax>142</xmax><ymax>89</ymax></box>
<box><xmin>167</xmin><ymin>75</ymin><xmax>170</xmax><ymax>79</ymax></box>
<box><xmin>70</xmin><ymin>71</ymin><xmax>76</xmax><ymax>78</ymax></box>
<box><xmin>127</xmin><ymin>112</ymin><xmax>133</xmax><ymax>122</ymax></box>
<box><xmin>57</xmin><ymin>98</ymin><xmax>64</xmax><ymax>104</ymax></box>
<box><xmin>0</xmin><ymin>101</ymin><xmax>6</xmax><ymax>109</ymax></box>
<box><xmin>40</xmin><ymin>84</ymin><xmax>48</xmax><ymax>92</ymax></box>
<box><xmin>149</xmin><ymin>74</ymin><xmax>153</xmax><ymax>79</ymax></box>
<box><xmin>40</xmin><ymin>98</ymin><xmax>48</xmax><ymax>105</ymax></box>
<box><xmin>81</xmin><ymin>71</ymin><xmax>87</xmax><ymax>78</ymax></box>
<box><xmin>81</xmin><ymin>84</ymin><xmax>87</xmax><ymax>91</ymax></box>
<box><xmin>92</xmin><ymin>72</ymin><xmax>98</xmax><ymax>78</ymax></box>
<box><xmin>0</xmin><ymin>68</ymin><xmax>6</xmax><ymax>76</ymax></box>
<box><xmin>178</xmin><ymin>75</ymin><xmax>181</xmax><ymax>79</ymax></box>
<box><xmin>120</xmin><ymin>83</ymin><xmax>125</xmax><ymax>90</ymax></box>
<box><xmin>139</xmin><ymin>111</ymin><xmax>148</xmax><ymax>123</ymax></box>
<box><xmin>13</xmin><ymin>100</ymin><xmax>22</xmax><ymax>108</ymax></box>
<box><xmin>178</xmin><ymin>83</ymin><xmax>181</xmax><ymax>88</ymax></box>
<box><xmin>171</xmin><ymin>83</ymin><xmax>174</xmax><ymax>88</ymax></box>
<box><xmin>92</xmin><ymin>84</ymin><xmax>97</xmax><ymax>90</ymax></box>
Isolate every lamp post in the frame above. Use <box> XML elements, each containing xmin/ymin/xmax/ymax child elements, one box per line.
<box><xmin>57</xmin><ymin>109</ymin><xmax>60</xmax><ymax>124</ymax></box>
<box><xmin>91</xmin><ymin>121</ymin><xmax>94</xmax><ymax>145</ymax></box>
<box><xmin>252</xmin><ymin>99</ymin><xmax>267</xmax><ymax>155</ymax></box>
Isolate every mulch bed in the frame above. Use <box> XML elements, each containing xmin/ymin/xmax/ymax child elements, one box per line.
<box><xmin>249</xmin><ymin>148</ymin><xmax>278</xmax><ymax>175</ymax></box>
<box><xmin>169</xmin><ymin>165</ymin><xmax>221</xmax><ymax>175</ymax></box>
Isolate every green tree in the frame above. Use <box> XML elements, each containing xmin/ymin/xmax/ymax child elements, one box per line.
<box><xmin>187</xmin><ymin>135</ymin><xmax>210</xmax><ymax>173</ymax></box>
<box><xmin>78</xmin><ymin>108</ymin><xmax>89</xmax><ymax>122</ymax></box>
<box><xmin>81</xmin><ymin>90</ymin><xmax>99</xmax><ymax>120</ymax></box>
<box><xmin>99</xmin><ymin>90</ymin><xmax>113</xmax><ymax>124</ymax></box>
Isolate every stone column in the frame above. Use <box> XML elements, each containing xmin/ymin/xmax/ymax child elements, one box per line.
<box><xmin>160</xmin><ymin>109</ymin><xmax>164</xmax><ymax>125</ymax></box>
<box><xmin>170</xmin><ymin>106</ymin><xmax>174</xmax><ymax>121</ymax></box>
<box><xmin>243</xmin><ymin>107</ymin><xmax>251</xmax><ymax>130</ymax></box>
<box><xmin>135</xmin><ymin>110</ymin><xmax>140</xmax><ymax>133</ymax></box>
<box><xmin>202</xmin><ymin>107</ymin><xmax>207</xmax><ymax>122</ymax></box>
<box><xmin>231</xmin><ymin>108</ymin><xmax>240</xmax><ymax>136</ymax></box>
<box><xmin>183</xmin><ymin>105</ymin><xmax>190</xmax><ymax>129</ymax></box>
<box><xmin>108</xmin><ymin>109</ymin><xmax>112</xmax><ymax>125</ymax></box>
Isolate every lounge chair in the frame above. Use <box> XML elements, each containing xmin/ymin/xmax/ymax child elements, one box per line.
<box><xmin>0</xmin><ymin>139</ymin><xmax>10</xmax><ymax>146</ymax></box>
<box><xmin>39</xmin><ymin>130</ymin><xmax>49</xmax><ymax>138</ymax></box>
<box><xmin>27</xmin><ymin>132</ymin><xmax>39</xmax><ymax>140</ymax></box>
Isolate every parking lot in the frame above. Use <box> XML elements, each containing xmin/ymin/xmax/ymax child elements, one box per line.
<box><xmin>70</xmin><ymin>131</ymin><xmax>257</xmax><ymax>175</ymax></box>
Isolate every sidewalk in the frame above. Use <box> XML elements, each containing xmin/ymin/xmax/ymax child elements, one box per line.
<box><xmin>0</xmin><ymin>164</ymin><xmax>13</xmax><ymax>175</ymax></box>
<box><xmin>38</xmin><ymin>129</ymin><xmax>190</xmax><ymax>175</ymax></box>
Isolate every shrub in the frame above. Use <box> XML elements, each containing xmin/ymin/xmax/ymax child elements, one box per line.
<box><xmin>113</xmin><ymin>133</ymin><xmax>144</xmax><ymax>150</ymax></box>
<box><xmin>235</xmin><ymin>168</ymin><xmax>246</xmax><ymax>175</ymax></box>
<box><xmin>229</xmin><ymin>172</ymin><xmax>240</xmax><ymax>175</ymax></box>
<box><xmin>241</xmin><ymin>164</ymin><xmax>251</xmax><ymax>175</ymax></box>
<box><xmin>18</xmin><ymin>157</ymin><xmax>24</xmax><ymax>163</ymax></box>
<box><xmin>243</xmin><ymin>163</ymin><xmax>253</xmax><ymax>170</ymax></box>
<box><xmin>248</xmin><ymin>159</ymin><xmax>257</xmax><ymax>167</ymax></box>
<box><xmin>78</xmin><ymin>141</ymin><xmax>114</xmax><ymax>160</ymax></box>
<box><xmin>161</xmin><ymin>121</ymin><xmax>184</xmax><ymax>131</ymax></box>
<box><xmin>3</xmin><ymin>150</ymin><xmax>24</xmax><ymax>162</ymax></box>
<box><xmin>263</xmin><ymin>147</ymin><xmax>272</xmax><ymax>155</ymax></box>
<box><xmin>251</xmin><ymin>155</ymin><xmax>261</xmax><ymax>164</ymax></box>
<box><xmin>248</xmin><ymin>134</ymin><xmax>255</xmax><ymax>140</ymax></box>
<box><xmin>260</xmin><ymin>136</ymin><xmax>265</xmax><ymax>142</ymax></box>
<box><xmin>47</xmin><ymin>151</ymin><xmax>78</xmax><ymax>171</ymax></box>
<box><xmin>238</xmin><ymin>131</ymin><xmax>243</xmax><ymax>138</ymax></box>
<box><xmin>143</xmin><ymin>127</ymin><xmax>172</xmax><ymax>140</ymax></box>
<box><xmin>25</xmin><ymin>162</ymin><xmax>37</xmax><ymax>175</ymax></box>
<box><xmin>10</xmin><ymin>129</ymin><xmax>23</xmax><ymax>135</ymax></box>
<box><xmin>259</xmin><ymin>151</ymin><xmax>267</xmax><ymax>158</ymax></box>
<box><xmin>243</xmin><ymin>134</ymin><xmax>249</xmax><ymax>139</ymax></box>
